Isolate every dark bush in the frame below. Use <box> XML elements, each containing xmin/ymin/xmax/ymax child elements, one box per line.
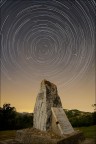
<box><xmin>0</xmin><ymin>104</ymin><xmax>33</xmax><ymax>130</ymax></box>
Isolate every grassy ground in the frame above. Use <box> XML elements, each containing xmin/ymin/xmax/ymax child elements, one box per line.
<box><xmin>0</xmin><ymin>125</ymin><xmax>96</xmax><ymax>141</ymax></box>
<box><xmin>76</xmin><ymin>125</ymin><xmax>96</xmax><ymax>139</ymax></box>
<box><xmin>0</xmin><ymin>130</ymin><xmax>16</xmax><ymax>141</ymax></box>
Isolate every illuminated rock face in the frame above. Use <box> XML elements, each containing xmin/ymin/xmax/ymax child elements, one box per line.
<box><xmin>33</xmin><ymin>80</ymin><xmax>62</xmax><ymax>131</ymax></box>
<box><xmin>15</xmin><ymin>80</ymin><xmax>84</xmax><ymax>143</ymax></box>
<box><xmin>51</xmin><ymin>107</ymin><xmax>74</xmax><ymax>136</ymax></box>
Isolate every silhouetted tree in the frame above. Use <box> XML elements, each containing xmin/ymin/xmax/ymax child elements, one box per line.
<box><xmin>65</xmin><ymin>109</ymin><xmax>93</xmax><ymax>127</ymax></box>
<box><xmin>0</xmin><ymin>103</ymin><xmax>33</xmax><ymax>130</ymax></box>
<box><xmin>0</xmin><ymin>104</ymin><xmax>16</xmax><ymax>130</ymax></box>
<box><xmin>92</xmin><ymin>112</ymin><xmax>96</xmax><ymax>125</ymax></box>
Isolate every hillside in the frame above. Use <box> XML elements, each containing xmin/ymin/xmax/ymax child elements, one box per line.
<box><xmin>64</xmin><ymin>109</ymin><xmax>95</xmax><ymax>127</ymax></box>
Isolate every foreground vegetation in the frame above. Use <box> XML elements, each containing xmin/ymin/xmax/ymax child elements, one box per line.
<box><xmin>0</xmin><ymin>104</ymin><xmax>33</xmax><ymax>130</ymax></box>
<box><xmin>0</xmin><ymin>103</ymin><xmax>96</xmax><ymax>130</ymax></box>
<box><xmin>0</xmin><ymin>125</ymin><xmax>95</xmax><ymax>141</ymax></box>
<box><xmin>77</xmin><ymin>125</ymin><xmax>96</xmax><ymax>139</ymax></box>
<box><xmin>0</xmin><ymin>130</ymin><xmax>16</xmax><ymax>141</ymax></box>
<box><xmin>65</xmin><ymin>109</ymin><xmax>96</xmax><ymax>127</ymax></box>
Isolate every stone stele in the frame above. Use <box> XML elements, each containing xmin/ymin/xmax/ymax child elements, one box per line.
<box><xmin>15</xmin><ymin>80</ymin><xmax>85</xmax><ymax>144</ymax></box>
<box><xmin>33</xmin><ymin>79</ymin><xmax>62</xmax><ymax>131</ymax></box>
<box><xmin>51</xmin><ymin>107</ymin><xmax>75</xmax><ymax>136</ymax></box>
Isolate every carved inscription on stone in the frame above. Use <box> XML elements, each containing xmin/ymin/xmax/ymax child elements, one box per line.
<box><xmin>51</xmin><ymin>107</ymin><xmax>74</xmax><ymax>135</ymax></box>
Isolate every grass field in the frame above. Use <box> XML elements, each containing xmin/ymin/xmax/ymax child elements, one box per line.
<box><xmin>0</xmin><ymin>125</ymin><xmax>96</xmax><ymax>141</ymax></box>
<box><xmin>0</xmin><ymin>130</ymin><xmax>16</xmax><ymax>141</ymax></box>
<box><xmin>76</xmin><ymin>125</ymin><xmax>96</xmax><ymax>139</ymax></box>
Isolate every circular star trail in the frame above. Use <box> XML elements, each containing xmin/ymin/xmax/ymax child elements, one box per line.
<box><xmin>1</xmin><ymin>0</ymin><xmax>95</xmax><ymax>87</ymax></box>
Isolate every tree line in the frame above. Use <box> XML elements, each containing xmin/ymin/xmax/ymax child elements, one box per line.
<box><xmin>0</xmin><ymin>104</ymin><xmax>96</xmax><ymax>130</ymax></box>
<box><xmin>65</xmin><ymin>109</ymin><xmax>96</xmax><ymax>127</ymax></box>
<box><xmin>0</xmin><ymin>104</ymin><xmax>33</xmax><ymax>130</ymax></box>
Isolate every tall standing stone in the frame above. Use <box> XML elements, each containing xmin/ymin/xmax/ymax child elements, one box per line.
<box><xmin>33</xmin><ymin>80</ymin><xmax>62</xmax><ymax>131</ymax></box>
<box><xmin>15</xmin><ymin>80</ymin><xmax>85</xmax><ymax>144</ymax></box>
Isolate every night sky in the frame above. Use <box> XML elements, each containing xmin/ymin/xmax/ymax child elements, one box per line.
<box><xmin>1</xmin><ymin>0</ymin><xmax>95</xmax><ymax>112</ymax></box>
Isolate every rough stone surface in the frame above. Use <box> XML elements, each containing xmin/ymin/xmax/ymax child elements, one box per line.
<box><xmin>56</xmin><ymin>131</ymin><xmax>85</xmax><ymax>144</ymax></box>
<box><xmin>15</xmin><ymin>128</ymin><xmax>61</xmax><ymax>144</ymax></box>
<box><xmin>15</xmin><ymin>129</ymin><xmax>28</xmax><ymax>143</ymax></box>
<box><xmin>14</xmin><ymin>80</ymin><xmax>86</xmax><ymax>144</ymax></box>
<box><xmin>15</xmin><ymin>128</ymin><xmax>84</xmax><ymax>144</ymax></box>
<box><xmin>33</xmin><ymin>80</ymin><xmax>62</xmax><ymax>131</ymax></box>
<box><xmin>51</xmin><ymin>107</ymin><xmax>74</xmax><ymax>136</ymax></box>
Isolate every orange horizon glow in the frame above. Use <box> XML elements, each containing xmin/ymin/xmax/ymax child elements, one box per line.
<box><xmin>1</xmin><ymin>74</ymin><xmax>95</xmax><ymax>113</ymax></box>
